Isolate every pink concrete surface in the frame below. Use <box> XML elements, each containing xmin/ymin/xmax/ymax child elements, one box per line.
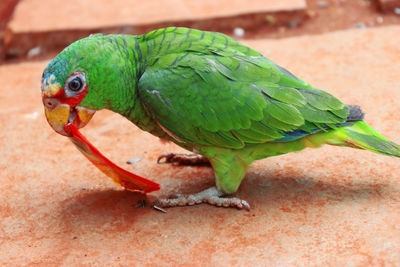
<box><xmin>378</xmin><ymin>0</ymin><xmax>400</xmax><ymax>11</ymax></box>
<box><xmin>1</xmin><ymin>26</ymin><xmax>400</xmax><ymax>265</ymax></box>
<box><xmin>5</xmin><ymin>0</ymin><xmax>307</xmax><ymax>60</ymax></box>
<box><xmin>0</xmin><ymin>0</ymin><xmax>18</xmax><ymax>27</ymax></box>
<box><xmin>8</xmin><ymin>0</ymin><xmax>306</xmax><ymax>32</ymax></box>
<box><xmin>0</xmin><ymin>0</ymin><xmax>18</xmax><ymax>61</ymax></box>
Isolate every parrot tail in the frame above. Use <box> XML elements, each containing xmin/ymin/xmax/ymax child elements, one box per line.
<box><xmin>310</xmin><ymin>121</ymin><xmax>400</xmax><ymax>157</ymax></box>
<box><xmin>341</xmin><ymin>121</ymin><xmax>400</xmax><ymax>157</ymax></box>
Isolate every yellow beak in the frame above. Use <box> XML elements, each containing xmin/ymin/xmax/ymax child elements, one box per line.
<box><xmin>43</xmin><ymin>98</ymin><xmax>95</xmax><ymax>136</ymax></box>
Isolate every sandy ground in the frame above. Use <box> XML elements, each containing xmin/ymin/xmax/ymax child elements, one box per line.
<box><xmin>0</xmin><ymin>26</ymin><xmax>400</xmax><ymax>265</ymax></box>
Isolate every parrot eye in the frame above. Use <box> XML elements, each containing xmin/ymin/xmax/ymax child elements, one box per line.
<box><xmin>65</xmin><ymin>72</ymin><xmax>86</xmax><ymax>96</ymax></box>
<box><xmin>68</xmin><ymin>77</ymin><xmax>82</xmax><ymax>91</ymax></box>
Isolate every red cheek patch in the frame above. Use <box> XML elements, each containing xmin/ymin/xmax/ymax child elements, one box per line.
<box><xmin>61</xmin><ymin>87</ymin><xmax>88</xmax><ymax>106</ymax></box>
<box><xmin>65</xmin><ymin>123</ymin><xmax>160</xmax><ymax>193</ymax></box>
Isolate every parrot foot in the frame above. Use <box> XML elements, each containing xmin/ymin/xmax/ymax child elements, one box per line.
<box><xmin>152</xmin><ymin>187</ymin><xmax>250</xmax><ymax>210</ymax></box>
<box><xmin>157</xmin><ymin>153</ymin><xmax>210</xmax><ymax>166</ymax></box>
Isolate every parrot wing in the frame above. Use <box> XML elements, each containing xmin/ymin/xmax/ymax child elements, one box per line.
<box><xmin>138</xmin><ymin>51</ymin><xmax>349</xmax><ymax>149</ymax></box>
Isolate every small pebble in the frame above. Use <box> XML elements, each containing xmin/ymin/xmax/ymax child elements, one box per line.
<box><xmin>126</xmin><ymin>157</ymin><xmax>142</xmax><ymax>164</ymax></box>
<box><xmin>376</xmin><ymin>16</ymin><xmax>383</xmax><ymax>24</ymax></box>
<box><xmin>395</xmin><ymin>8</ymin><xmax>400</xmax><ymax>15</ymax></box>
<box><xmin>355</xmin><ymin>22</ymin><xmax>366</xmax><ymax>29</ymax></box>
<box><xmin>265</xmin><ymin>15</ymin><xmax>276</xmax><ymax>24</ymax></box>
<box><xmin>27</xmin><ymin>47</ymin><xmax>41</xmax><ymax>57</ymax></box>
<box><xmin>307</xmin><ymin>10</ymin><xmax>317</xmax><ymax>17</ymax></box>
<box><xmin>288</xmin><ymin>21</ymin><xmax>299</xmax><ymax>28</ymax></box>
<box><xmin>317</xmin><ymin>1</ymin><xmax>330</xmax><ymax>8</ymax></box>
<box><xmin>24</xmin><ymin>111</ymin><xmax>39</xmax><ymax>120</ymax></box>
<box><xmin>233</xmin><ymin>27</ymin><xmax>245</xmax><ymax>38</ymax></box>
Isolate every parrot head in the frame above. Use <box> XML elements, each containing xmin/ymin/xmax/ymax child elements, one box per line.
<box><xmin>41</xmin><ymin>69</ymin><xmax>95</xmax><ymax>136</ymax></box>
<box><xmin>41</xmin><ymin>34</ymin><xmax>134</xmax><ymax>136</ymax></box>
<box><xmin>41</xmin><ymin>37</ymin><xmax>99</xmax><ymax>137</ymax></box>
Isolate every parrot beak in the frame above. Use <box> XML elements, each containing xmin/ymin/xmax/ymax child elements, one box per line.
<box><xmin>43</xmin><ymin>97</ymin><xmax>95</xmax><ymax>136</ymax></box>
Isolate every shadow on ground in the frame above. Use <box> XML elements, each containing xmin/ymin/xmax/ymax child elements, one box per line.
<box><xmin>59</xmin><ymin>171</ymin><xmax>392</xmax><ymax>226</ymax></box>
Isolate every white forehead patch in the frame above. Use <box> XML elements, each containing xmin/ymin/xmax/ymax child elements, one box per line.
<box><xmin>41</xmin><ymin>74</ymin><xmax>61</xmax><ymax>97</ymax></box>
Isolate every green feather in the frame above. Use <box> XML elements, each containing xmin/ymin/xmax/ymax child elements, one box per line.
<box><xmin>263</xmin><ymin>96</ymin><xmax>304</xmax><ymax>126</ymax></box>
<box><xmin>300</xmin><ymin>88</ymin><xmax>345</xmax><ymax>110</ymax></box>
<box><xmin>297</xmin><ymin>105</ymin><xmax>343</xmax><ymax>124</ymax></box>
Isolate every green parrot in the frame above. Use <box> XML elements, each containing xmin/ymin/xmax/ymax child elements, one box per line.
<box><xmin>41</xmin><ymin>27</ymin><xmax>400</xmax><ymax>210</ymax></box>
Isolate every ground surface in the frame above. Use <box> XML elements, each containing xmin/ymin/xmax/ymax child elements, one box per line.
<box><xmin>1</xmin><ymin>25</ymin><xmax>399</xmax><ymax>266</ymax></box>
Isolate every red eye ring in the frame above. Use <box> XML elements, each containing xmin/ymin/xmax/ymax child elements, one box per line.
<box><xmin>64</xmin><ymin>72</ymin><xmax>87</xmax><ymax>96</ymax></box>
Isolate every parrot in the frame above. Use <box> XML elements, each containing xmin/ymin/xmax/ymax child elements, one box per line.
<box><xmin>41</xmin><ymin>27</ymin><xmax>400</xmax><ymax>210</ymax></box>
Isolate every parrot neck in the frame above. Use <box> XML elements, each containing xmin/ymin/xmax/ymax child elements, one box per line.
<box><xmin>90</xmin><ymin>35</ymin><xmax>146</xmax><ymax>117</ymax></box>
<box><xmin>99</xmin><ymin>35</ymin><xmax>159</xmax><ymax>130</ymax></box>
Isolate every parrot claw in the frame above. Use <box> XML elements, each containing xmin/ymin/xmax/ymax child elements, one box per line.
<box><xmin>157</xmin><ymin>153</ymin><xmax>210</xmax><ymax>166</ymax></box>
<box><xmin>152</xmin><ymin>187</ymin><xmax>250</xmax><ymax>211</ymax></box>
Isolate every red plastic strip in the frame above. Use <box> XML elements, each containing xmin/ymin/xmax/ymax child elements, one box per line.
<box><xmin>65</xmin><ymin>123</ymin><xmax>160</xmax><ymax>193</ymax></box>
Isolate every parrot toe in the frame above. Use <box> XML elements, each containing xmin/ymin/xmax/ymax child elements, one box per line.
<box><xmin>152</xmin><ymin>186</ymin><xmax>250</xmax><ymax>211</ymax></box>
<box><xmin>157</xmin><ymin>153</ymin><xmax>210</xmax><ymax>166</ymax></box>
